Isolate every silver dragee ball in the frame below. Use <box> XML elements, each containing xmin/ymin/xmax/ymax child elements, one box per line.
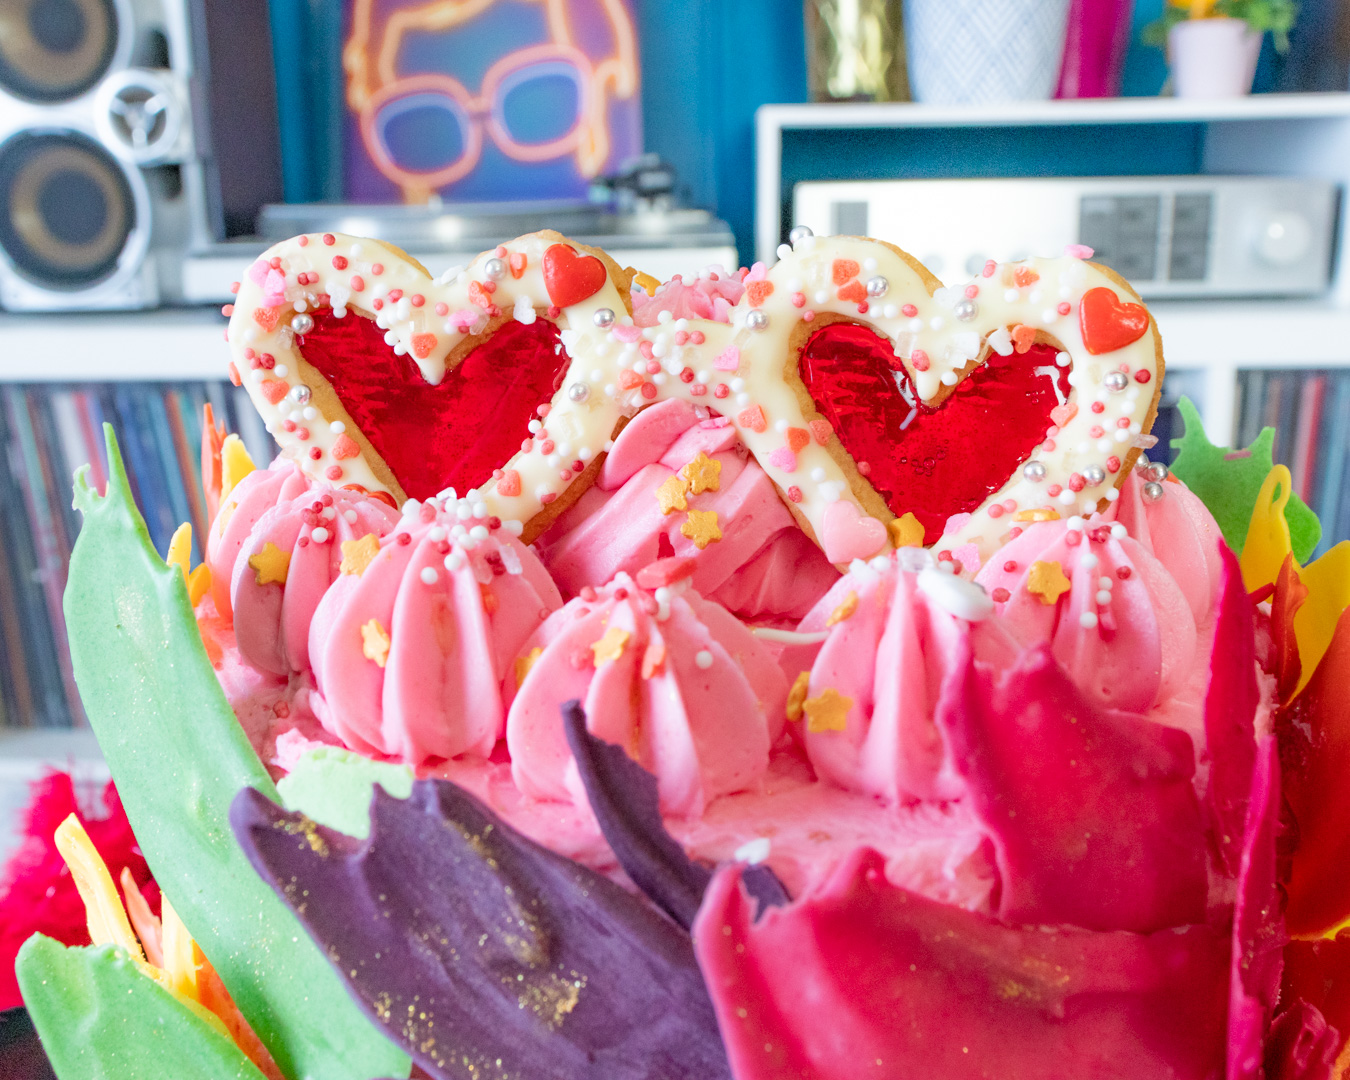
<box><xmin>866</xmin><ymin>275</ymin><xmax>889</xmax><ymax>298</ymax></box>
<box><xmin>746</xmin><ymin>309</ymin><xmax>769</xmax><ymax>331</ymax></box>
<box><xmin>1104</xmin><ymin>371</ymin><xmax>1129</xmax><ymax>393</ymax></box>
<box><xmin>592</xmin><ymin>307</ymin><xmax>615</xmax><ymax>328</ymax></box>
<box><xmin>1082</xmin><ymin>465</ymin><xmax>1106</xmax><ymax>486</ymax></box>
<box><xmin>567</xmin><ymin>382</ymin><xmax>589</xmax><ymax>403</ymax></box>
<box><xmin>788</xmin><ymin>225</ymin><xmax>814</xmax><ymax>246</ymax></box>
<box><xmin>483</xmin><ymin>257</ymin><xmax>507</xmax><ymax>281</ymax></box>
<box><xmin>1143</xmin><ymin>481</ymin><xmax>1166</xmax><ymax>502</ymax></box>
<box><xmin>290</xmin><ymin>313</ymin><xmax>314</xmax><ymax>336</ymax></box>
<box><xmin>1023</xmin><ymin>461</ymin><xmax>1047</xmax><ymax>482</ymax></box>
<box><xmin>289</xmin><ymin>384</ymin><xmax>312</xmax><ymax>405</ymax></box>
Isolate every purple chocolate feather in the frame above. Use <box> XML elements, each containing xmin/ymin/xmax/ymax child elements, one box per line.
<box><xmin>561</xmin><ymin>701</ymin><xmax>787</xmax><ymax>929</ymax></box>
<box><xmin>230</xmin><ymin>781</ymin><xmax>731</xmax><ymax>1080</ymax></box>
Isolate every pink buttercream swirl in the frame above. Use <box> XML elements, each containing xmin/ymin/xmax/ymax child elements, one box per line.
<box><xmin>308</xmin><ymin>501</ymin><xmax>562</xmax><ymax>766</ymax></box>
<box><xmin>505</xmin><ymin>561</ymin><xmax>788</xmax><ymax>817</ymax></box>
<box><xmin>631</xmin><ymin>267</ymin><xmax>746</xmax><ymax>326</ymax></box>
<box><xmin>207</xmin><ymin>459</ymin><xmax>314</xmax><ymax>620</ymax></box>
<box><xmin>230</xmin><ymin>487</ymin><xmax>399</xmax><ymax>676</ymax></box>
<box><xmin>536</xmin><ymin>398</ymin><xmax>838</xmax><ymax>622</ymax></box>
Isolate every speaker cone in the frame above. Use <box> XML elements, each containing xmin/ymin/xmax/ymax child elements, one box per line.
<box><xmin>0</xmin><ymin>0</ymin><xmax>117</xmax><ymax>103</ymax></box>
<box><xmin>0</xmin><ymin>132</ymin><xmax>134</xmax><ymax>289</ymax></box>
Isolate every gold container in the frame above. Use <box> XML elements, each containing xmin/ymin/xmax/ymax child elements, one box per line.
<box><xmin>805</xmin><ymin>0</ymin><xmax>910</xmax><ymax>102</ymax></box>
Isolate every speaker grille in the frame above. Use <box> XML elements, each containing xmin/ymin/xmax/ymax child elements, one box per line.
<box><xmin>0</xmin><ymin>132</ymin><xmax>135</xmax><ymax>288</ymax></box>
<box><xmin>0</xmin><ymin>0</ymin><xmax>117</xmax><ymax>103</ymax></box>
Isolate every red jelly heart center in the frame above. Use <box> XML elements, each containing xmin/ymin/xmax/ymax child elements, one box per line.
<box><xmin>799</xmin><ymin>323</ymin><xmax>1069</xmax><ymax>544</ymax></box>
<box><xmin>299</xmin><ymin>308</ymin><xmax>567</xmax><ymax>501</ymax></box>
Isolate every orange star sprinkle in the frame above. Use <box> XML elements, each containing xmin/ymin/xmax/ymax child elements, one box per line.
<box><xmin>803</xmin><ymin>687</ymin><xmax>853</xmax><ymax>733</ymax></box>
<box><xmin>591</xmin><ymin>626</ymin><xmax>630</xmax><ymax>666</ymax></box>
<box><xmin>681</xmin><ymin>509</ymin><xmax>722</xmax><ymax>549</ymax></box>
<box><xmin>826</xmin><ymin>590</ymin><xmax>859</xmax><ymax>627</ymax></box>
<box><xmin>515</xmin><ymin>646</ymin><xmax>543</xmax><ymax>688</ymax></box>
<box><xmin>681</xmin><ymin>451</ymin><xmax>722</xmax><ymax>494</ymax></box>
<box><xmin>361</xmin><ymin>619</ymin><xmax>390</xmax><ymax>667</ymax></box>
<box><xmin>340</xmin><ymin>534</ymin><xmax>380</xmax><ymax>576</ymax></box>
<box><xmin>888</xmin><ymin>512</ymin><xmax>925</xmax><ymax>548</ymax></box>
<box><xmin>786</xmin><ymin>671</ymin><xmax>811</xmax><ymax>722</ymax></box>
<box><xmin>1027</xmin><ymin>560</ymin><xmax>1072</xmax><ymax>605</ymax></box>
<box><xmin>656</xmin><ymin>474</ymin><xmax>690</xmax><ymax>515</ymax></box>
<box><xmin>247</xmin><ymin>542</ymin><xmax>290</xmax><ymax>586</ymax></box>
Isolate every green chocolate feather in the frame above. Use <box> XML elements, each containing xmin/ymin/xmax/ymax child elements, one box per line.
<box><xmin>62</xmin><ymin>427</ymin><xmax>409</xmax><ymax>1080</ymax></box>
<box><xmin>1169</xmin><ymin>397</ymin><xmax>1321</xmax><ymax>563</ymax></box>
<box><xmin>277</xmin><ymin>747</ymin><xmax>412</xmax><ymax>841</ymax></box>
<box><xmin>17</xmin><ymin>936</ymin><xmax>269</xmax><ymax>1080</ymax></box>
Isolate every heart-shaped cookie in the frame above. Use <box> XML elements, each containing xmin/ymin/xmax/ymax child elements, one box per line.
<box><xmin>226</xmin><ymin>231</ymin><xmax>1163</xmax><ymax>569</ymax></box>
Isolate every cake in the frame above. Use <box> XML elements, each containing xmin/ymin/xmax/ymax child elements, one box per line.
<box><xmin>11</xmin><ymin>228</ymin><xmax>1350</xmax><ymax>1080</ymax></box>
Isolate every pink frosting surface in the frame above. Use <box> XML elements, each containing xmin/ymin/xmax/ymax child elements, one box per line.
<box><xmin>231</xmin><ymin>487</ymin><xmax>399</xmax><ymax>676</ymax></box>
<box><xmin>631</xmin><ymin>268</ymin><xmax>746</xmax><ymax>326</ymax></box>
<box><xmin>536</xmin><ymin>399</ymin><xmax>839</xmax><ymax>622</ymax></box>
<box><xmin>505</xmin><ymin>571</ymin><xmax>788</xmax><ymax>817</ymax></box>
<box><xmin>308</xmin><ymin>504</ymin><xmax>562</xmax><ymax>765</ymax></box>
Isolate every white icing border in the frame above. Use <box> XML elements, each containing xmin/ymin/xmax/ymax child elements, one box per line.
<box><xmin>226</xmin><ymin>232</ymin><xmax>1161</xmax><ymax>565</ymax></box>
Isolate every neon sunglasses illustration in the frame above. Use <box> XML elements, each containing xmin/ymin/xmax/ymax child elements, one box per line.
<box><xmin>345</xmin><ymin>0</ymin><xmax>639</xmax><ymax>200</ymax></box>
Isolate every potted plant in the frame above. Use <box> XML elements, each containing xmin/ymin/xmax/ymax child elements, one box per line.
<box><xmin>1145</xmin><ymin>0</ymin><xmax>1299</xmax><ymax>98</ymax></box>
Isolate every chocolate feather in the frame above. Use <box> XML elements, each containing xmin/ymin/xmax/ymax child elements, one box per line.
<box><xmin>231</xmin><ymin>780</ymin><xmax>731</xmax><ymax>1080</ymax></box>
<box><xmin>562</xmin><ymin>701</ymin><xmax>787</xmax><ymax>929</ymax></box>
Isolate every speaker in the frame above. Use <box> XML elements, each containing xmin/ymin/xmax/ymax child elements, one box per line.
<box><xmin>0</xmin><ymin>0</ymin><xmax>281</xmax><ymax>311</ymax></box>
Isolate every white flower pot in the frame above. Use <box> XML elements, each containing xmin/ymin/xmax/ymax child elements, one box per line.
<box><xmin>905</xmin><ymin>0</ymin><xmax>1073</xmax><ymax>105</ymax></box>
<box><xmin>1168</xmin><ymin>18</ymin><xmax>1262</xmax><ymax>99</ymax></box>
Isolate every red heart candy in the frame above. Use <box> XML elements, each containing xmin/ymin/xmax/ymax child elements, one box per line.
<box><xmin>799</xmin><ymin>323</ymin><xmax>1068</xmax><ymax>544</ymax></box>
<box><xmin>297</xmin><ymin>308</ymin><xmax>569</xmax><ymax>500</ymax></box>
<box><xmin>1079</xmin><ymin>286</ymin><xmax>1149</xmax><ymax>356</ymax></box>
<box><xmin>746</xmin><ymin>280</ymin><xmax>774</xmax><ymax>307</ymax></box>
<box><xmin>832</xmin><ymin>259</ymin><xmax>860</xmax><ymax>285</ymax></box>
<box><xmin>542</xmin><ymin>244</ymin><xmax>607</xmax><ymax>309</ymax></box>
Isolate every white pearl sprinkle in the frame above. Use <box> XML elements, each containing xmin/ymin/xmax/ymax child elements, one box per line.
<box><xmin>694</xmin><ymin>650</ymin><xmax>714</xmax><ymax>669</ymax></box>
<box><xmin>814</xmin><ymin>290</ymin><xmax>829</xmax><ymax>305</ymax></box>
<box><xmin>274</xmin><ymin>364</ymin><xmax>288</xmax><ymax>378</ymax></box>
<box><xmin>1080</xmin><ymin>552</ymin><xmax>1100</xmax><ymax>569</ymax></box>
<box><xmin>1058</xmin><ymin>490</ymin><xmax>1076</xmax><ymax>505</ymax></box>
<box><xmin>1099</xmin><ymin>576</ymin><xmax>1114</xmax><ymax>590</ymax></box>
<box><xmin>1110</xmin><ymin>522</ymin><xmax>1128</xmax><ymax>538</ymax></box>
<box><xmin>1096</xmin><ymin>590</ymin><xmax>1113</xmax><ymax>605</ymax></box>
<box><xmin>444</xmin><ymin>550</ymin><xmax>466</xmax><ymax>572</ymax></box>
<box><xmin>344</xmin><ymin>509</ymin><xmax>358</xmax><ymax>523</ymax></box>
<box><xmin>420</xmin><ymin>566</ymin><xmax>438</xmax><ymax>585</ymax></box>
<box><xmin>1105</xmin><ymin>489</ymin><xmax>1121</xmax><ymax>502</ymax></box>
<box><xmin>428</xmin><ymin>526</ymin><xmax>447</xmax><ymax>541</ymax></box>
<box><xmin>811</xmin><ymin>467</ymin><xmax>827</xmax><ymax>482</ymax></box>
<box><xmin>330</xmin><ymin>420</ymin><xmax>346</xmax><ymax>433</ymax></box>
<box><xmin>311</xmin><ymin>526</ymin><xmax>329</xmax><ymax>543</ymax></box>
<box><xmin>1080</xmin><ymin>611</ymin><xmax>1099</xmax><ymax>629</ymax></box>
<box><xmin>469</xmin><ymin>525</ymin><xmax>489</xmax><ymax>541</ymax></box>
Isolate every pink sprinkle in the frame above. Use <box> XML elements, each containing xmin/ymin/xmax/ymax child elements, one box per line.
<box><xmin>298</xmin><ymin>235</ymin><xmax>309</xmax><ymax>247</ymax></box>
<box><xmin>690</xmin><ymin>331</ymin><xmax>705</xmax><ymax>345</ymax></box>
<box><xmin>646</xmin><ymin>360</ymin><xmax>661</xmax><ymax>375</ymax></box>
<box><xmin>332</xmin><ymin>255</ymin><xmax>348</xmax><ymax>270</ymax></box>
<box><xmin>713</xmin><ymin>384</ymin><xmax>730</xmax><ymax>399</ymax></box>
<box><xmin>521</xmin><ymin>439</ymin><xmax>533</xmax><ymax>452</ymax></box>
<box><xmin>322</xmin><ymin>233</ymin><xmax>335</xmax><ymax>245</ymax></box>
<box><xmin>992</xmin><ymin>587</ymin><xmax>1010</xmax><ymax>603</ymax></box>
<box><xmin>349</xmin><ymin>275</ymin><xmax>365</xmax><ymax>292</ymax></box>
<box><xmin>371</xmin><ymin>263</ymin><xmax>383</xmax><ymax>275</ymax></box>
<box><xmin>326</xmin><ymin>465</ymin><xmax>343</xmax><ymax>480</ymax></box>
<box><xmin>988</xmin><ymin>504</ymin><xmax>1004</xmax><ymax>518</ymax></box>
<box><xmin>411</xmin><ymin>294</ymin><xmax>424</xmax><ymax>307</ymax></box>
<box><xmin>768</xmin><ymin>446</ymin><xmax>797</xmax><ymax>472</ymax></box>
<box><xmin>1135</xmin><ymin>370</ymin><xmax>1151</xmax><ymax>384</ymax></box>
<box><xmin>296</xmin><ymin>428</ymin><xmax>309</xmax><ymax>441</ymax></box>
<box><xmin>435</xmin><ymin>302</ymin><xmax>448</xmax><ymax>316</ymax></box>
<box><xmin>1091</xmin><ymin>401</ymin><xmax>1105</xmax><ymax>413</ymax></box>
<box><xmin>612</xmin><ymin>325</ymin><xmax>641</xmax><ymax>343</ymax></box>
<box><xmin>674</xmin><ymin>331</ymin><xmax>689</xmax><ymax>345</ymax></box>
<box><xmin>1117</xmin><ymin>417</ymin><xmax>1131</xmax><ymax>428</ymax></box>
<box><xmin>803</xmin><ymin>310</ymin><xmax>815</xmax><ymax>322</ymax></box>
<box><xmin>1107</xmin><ymin>456</ymin><xmax>1121</xmax><ymax>472</ymax></box>
<box><xmin>540</xmin><ymin>492</ymin><xmax>557</xmax><ymax>505</ymax></box>
<box><xmin>982</xmin><ymin>260</ymin><xmax>996</xmax><ymax>277</ymax></box>
<box><xmin>790</xmin><ymin>292</ymin><xmax>806</xmax><ymax>308</ymax></box>
<box><xmin>1002</xmin><ymin>499</ymin><xmax>1016</xmax><ymax>512</ymax></box>
<box><xmin>1069</xmin><ymin>473</ymin><xmax>1085</xmax><ymax>492</ymax></box>
<box><xmin>639</xmin><ymin>340</ymin><xmax>655</xmax><ymax>360</ymax></box>
<box><xmin>1044</xmin><ymin>439</ymin><xmax>1057</xmax><ymax>451</ymax></box>
<box><xmin>495</xmin><ymin>245</ymin><xmax>507</xmax><ymax>257</ymax></box>
<box><xmin>902</xmin><ymin>304</ymin><xmax>918</xmax><ymax>317</ymax></box>
<box><xmin>1065</xmin><ymin>243</ymin><xmax>1094</xmax><ymax>259</ymax></box>
<box><xmin>540</xmin><ymin>440</ymin><xmax>555</xmax><ymax>455</ymax></box>
<box><xmin>640</xmin><ymin>382</ymin><xmax>658</xmax><ymax>399</ymax></box>
<box><xmin>964</xmin><ymin>284</ymin><xmax>979</xmax><ymax>298</ymax></box>
<box><xmin>679</xmin><ymin>367</ymin><xmax>695</xmax><ymax>383</ymax></box>
<box><xmin>1066</xmin><ymin>530</ymin><xmax>1083</xmax><ymax>547</ymax></box>
<box><xmin>308</xmin><ymin>447</ymin><xmax>321</xmax><ymax>461</ymax></box>
<box><xmin>786</xmin><ymin>486</ymin><xmax>802</xmax><ymax>503</ymax></box>
<box><xmin>1057</xmin><ymin>301</ymin><xmax>1071</xmax><ymax>316</ymax></box>
<box><xmin>690</xmin><ymin>383</ymin><xmax>707</xmax><ymax>397</ymax></box>
<box><xmin>911</xmin><ymin>350</ymin><xmax>930</xmax><ymax>372</ymax></box>
<box><xmin>560</xmin><ymin>470</ymin><xmax>572</xmax><ymax>480</ymax></box>
<box><xmin>713</xmin><ymin>346</ymin><xmax>740</xmax><ymax>371</ymax></box>
<box><xmin>1089</xmin><ymin>425</ymin><xmax>1104</xmax><ymax>438</ymax></box>
<box><xmin>537</xmin><ymin>403</ymin><xmax>551</xmax><ymax>417</ymax></box>
<box><xmin>1047</xmin><ymin>484</ymin><xmax>1062</xmax><ymax>496</ymax></box>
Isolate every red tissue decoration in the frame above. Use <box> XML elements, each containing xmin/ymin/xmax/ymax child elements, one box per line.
<box><xmin>0</xmin><ymin>772</ymin><xmax>158</xmax><ymax>1011</ymax></box>
<box><xmin>1078</xmin><ymin>286</ymin><xmax>1150</xmax><ymax>356</ymax></box>
<box><xmin>693</xmin><ymin>849</ymin><xmax>1229</xmax><ymax>1080</ymax></box>
<box><xmin>298</xmin><ymin>308</ymin><xmax>569</xmax><ymax>501</ymax></box>
<box><xmin>797</xmin><ymin>324</ymin><xmax>1068</xmax><ymax>543</ymax></box>
<box><xmin>541</xmin><ymin>243</ymin><xmax>607</xmax><ymax>309</ymax></box>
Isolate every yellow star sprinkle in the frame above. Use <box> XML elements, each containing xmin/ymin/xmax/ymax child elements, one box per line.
<box><xmin>1014</xmin><ymin>507</ymin><xmax>1061</xmax><ymax>523</ymax></box>
<box><xmin>786</xmin><ymin>671</ymin><xmax>811</xmax><ymax>722</ymax></box>
<box><xmin>1027</xmin><ymin>560</ymin><xmax>1072</xmax><ymax>605</ymax></box>
<box><xmin>826</xmin><ymin>590</ymin><xmax>859</xmax><ymax>627</ymax></box>
<box><xmin>681</xmin><ymin>509</ymin><xmax>722</xmax><ymax>549</ymax></box>
<box><xmin>803</xmin><ymin>687</ymin><xmax>853</xmax><ymax>733</ymax></box>
<box><xmin>681</xmin><ymin>451</ymin><xmax>722</xmax><ymax>494</ymax></box>
<box><xmin>888</xmin><ymin>512</ymin><xmax>925</xmax><ymax>548</ymax></box>
<box><xmin>361</xmin><ymin>618</ymin><xmax>391</xmax><ymax>667</ymax></box>
<box><xmin>248</xmin><ymin>541</ymin><xmax>291</xmax><ymax>586</ymax></box>
<box><xmin>656</xmin><ymin>474</ymin><xmax>690</xmax><ymax>515</ymax></box>
<box><xmin>591</xmin><ymin>626</ymin><xmax>630</xmax><ymax>666</ymax></box>
<box><xmin>633</xmin><ymin>270</ymin><xmax>660</xmax><ymax>294</ymax></box>
<box><xmin>515</xmin><ymin>646</ymin><xmax>543</xmax><ymax>688</ymax></box>
<box><xmin>340</xmin><ymin>533</ymin><xmax>381</xmax><ymax>576</ymax></box>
